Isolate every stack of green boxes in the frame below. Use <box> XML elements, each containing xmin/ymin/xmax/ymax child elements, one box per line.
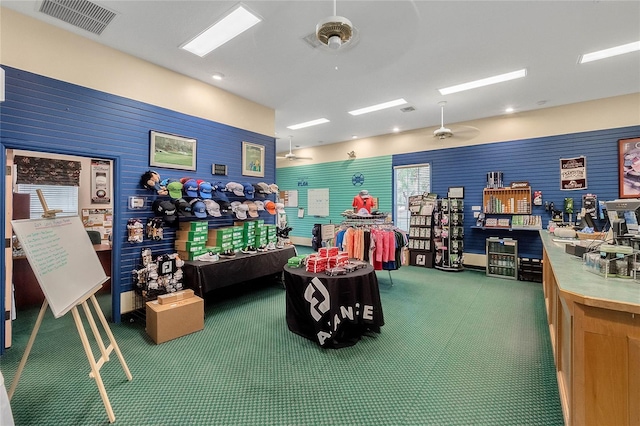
<box><xmin>266</xmin><ymin>224</ymin><xmax>277</xmax><ymax>246</ymax></box>
<box><xmin>231</xmin><ymin>226</ymin><xmax>244</xmax><ymax>252</ymax></box>
<box><xmin>176</xmin><ymin>221</ymin><xmax>209</xmax><ymax>260</ymax></box>
<box><xmin>207</xmin><ymin>227</ymin><xmax>234</xmax><ymax>254</ymax></box>
<box><xmin>254</xmin><ymin>220</ymin><xmax>267</xmax><ymax>248</ymax></box>
<box><xmin>237</xmin><ymin>221</ymin><xmax>256</xmax><ymax>249</ymax></box>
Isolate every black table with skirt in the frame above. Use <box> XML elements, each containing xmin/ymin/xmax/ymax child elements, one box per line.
<box><xmin>283</xmin><ymin>264</ymin><xmax>384</xmax><ymax>348</ymax></box>
<box><xmin>183</xmin><ymin>246</ymin><xmax>297</xmax><ymax>296</ymax></box>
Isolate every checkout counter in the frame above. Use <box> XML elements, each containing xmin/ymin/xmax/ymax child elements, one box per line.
<box><xmin>540</xmin><ymin>230</ymin><xmax>640</xmax><ymax>426</ymax></box>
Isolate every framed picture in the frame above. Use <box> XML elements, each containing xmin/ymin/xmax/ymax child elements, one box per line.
<box><xmin>242</xmin><ymin>141</ymin><xmax>265</xmax><ymax>177</ymax></box>
<box><xmin>149</xmin><ymin>130</ymin><xmax>197</xmax><ymax>171</ymax></box>
<box><xmin>618</xmin><ymin>137</ymin><xmax>640</xmax><ymax>198</ymax></box>
<box><xmin>448</xmin><ymin>186</ymin><xmax>464</xmax><ymax>198</ymax></box>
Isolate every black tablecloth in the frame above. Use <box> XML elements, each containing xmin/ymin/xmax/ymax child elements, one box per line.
<box><xmin>183</xmin><ymin>246</ymin><xmax>297</xmax><ymax>296</ymax></box>
<box><xmin>283</xmin><ymin>264</ymin><xmax>384</xmax><ymax>348</ymax></box>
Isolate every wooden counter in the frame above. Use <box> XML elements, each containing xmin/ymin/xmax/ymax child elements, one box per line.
<box><xmin>540</xmin><ymin>231</ymin><xmax>640</xmax><ymax>426</ymax></box>
<box><xmin>12</xmin><ymin>244</ymin><xmax>111</xmax><ymax>309</ymax></box>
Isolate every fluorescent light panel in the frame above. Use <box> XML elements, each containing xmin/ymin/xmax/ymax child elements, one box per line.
<box><xmin>579</xmin><ymin>40</ymin><xmax>640</xmax><ymax>64</ymax></box>
<box><xmin>348</xmin><ymin>98</ymin><xmax>407</xmax><ymax>116</ymax></box>
<box><xmin>439</xmin><ymin>69</ymin><xmax>527</xmax><ymax>95</ymax></box>
<box><xmin>287</xmin><ymin>118</ymin><xmax>330</xmax><ymax>130</ymax></box>
<box><xmin>181</xmin><ymin>5</ymin><xmax>261</xmax><ymax>57</ymax></box>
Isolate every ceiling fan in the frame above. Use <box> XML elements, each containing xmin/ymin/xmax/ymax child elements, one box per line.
<box><xmin>277</xmin><ymin>136</ymin><xmax>313</xmax><ymax>161</ymax></box>
<box><xmin>433</xmin><ymin>101</ymin><xmax>479</xmax><ymax>140</ymax></box>
<box><xmin>316</xmin><ymin>0</ymin><xmax>354</xmax><ymax>50</ymax></box>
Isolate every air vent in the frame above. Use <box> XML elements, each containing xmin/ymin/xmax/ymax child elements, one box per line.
<box><xmin>39</xmin><ymin>0</ymin><xmax>116</xmax><ymax>35</ymax></box>
<box><xmin>400</xmin><ymin>106</ymin><xmax>416</xmax><ymax>113</ymax></box>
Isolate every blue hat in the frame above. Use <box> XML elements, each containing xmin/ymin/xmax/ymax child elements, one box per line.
<box><xmin>243</xmin><ymin>182</ymin><xmax>255</xmax><ymax>200</ymax></box>
<box><xmin>198</xmin><ymin>181</ymin><xmax>213</xmax><ymax>199</ymax></box>
<box><xmin>183</xmin><ymin>179</ymin><xmax>199</xmax><ymax>198</ymax></box>
<box><xmin>189</xmin><ymin>198</ymin><xmax>208</xmax><ymax>219</ymax></box>
<box><xmin>212</xmin><ymin>181</ymin><xmax>229</xmax><ymax>202</ymax></box>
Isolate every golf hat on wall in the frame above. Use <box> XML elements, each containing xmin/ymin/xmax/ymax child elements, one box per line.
<box><xmin>275</xmin><ymin>202</ymin><xmax>285</xmax><ymax>212</ymax></box>
<box><xmin>189</xmin><ymin>198</ymin><xmax>208</xmax><ymax>219</ymax></box>
<box><xmin>225</xmin><ymin>182</ymin><xmax>245</xmax><ymax>197</ymax></box>
<box><xmin>152</xmin><ymin>199</ymin><xmax>177</xmax><ymax>224</ymax></box>
<box><xmin>264</xmin><ymin>200</ymin><xmax>277</xmax><ymax>215</ymax></box>
<box><xmin>183</xmin><ymin>179</ymin><xmax>199</xmax><ymax>198</ymax></box>
<box><xmin>254</xmin><ymin>200</ymin><xmax>265</xmax><ymax>211</ymax></box>
<box><xmin>166</xmin><ymin>181</ymin><xmax>183</xmax><ymax>199</ymax></box>
<box><xmin>243</xmin><ymin>201</ymin><xmax>259</xmax><ymax>218</ymax></box>
<box><xmin>218</xmin><ymin>200</ymin><xmax>232</xmax><ymax>214</ymax></box>
<box><xmin>252</xmin><ymin>183</ymin><xmax>265</xmax><ymax>198</ymax></box>
<box><xmin>174</xmin><ymin>198</ymin><xmax>193</xmax><ymax>217</ymax></box>
<box><xmin>243</xmin><ymin>183</ymin><xmax>255</xmax><ymax>200</ymax></box>
<box><xmin>269</xmin><ymin>184</ymin><xmax>279</xmax><ymax>194</ymax></box>
<box><xmin>212</xmin><ymin>181</ymin><xmax>229</xmax><ymax>202</ymax></box>
<box><xmin>258</xmin><ymin>182</ymin><xmax>272</xmax><ymax>194</ymax></box>
<box><xmin>231</xmin><ymin>202</ymin><xmax>249</xmax><ymax>220</ymax></box>
<box><xmin>203</xmin><ymin>199</ymin><xmax>222</xmax><ymax>217</ymax></box>
<box><xmin>198</xmin><ymin>181</ymin><xmax>213</xmax><ymax>199</ymax></box>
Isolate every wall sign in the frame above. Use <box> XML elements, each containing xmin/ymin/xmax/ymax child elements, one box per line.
<box><xmin>352</xmin><ymin>173</ymin><xmax>365</xmax><ymax>186</ymax></box>
<box><xmin>560</xmin><ymin>156</ymin><xmax>587</xmax><ymax>190</ymax></box>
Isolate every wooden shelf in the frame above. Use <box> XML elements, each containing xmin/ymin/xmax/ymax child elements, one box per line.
<box><xmin>483</xmin><ymin>187</ymin><xmax>531</xmax><ymax>214</ymax></box>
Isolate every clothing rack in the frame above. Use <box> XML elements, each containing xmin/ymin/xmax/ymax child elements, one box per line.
<box><xmin>337</xmin><ymin>219</ymin><xmax>408</xmax><ymax>286</ymax></box>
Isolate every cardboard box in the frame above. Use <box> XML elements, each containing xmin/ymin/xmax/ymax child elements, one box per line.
<box><xmin>157</xmin><ymin>289</ymin><xmax>195</xmax><ymax>305</ymax></box>
<box><xmin>146</xmin><ymin>296</ymin><xmax>204</xmax><ymax>344</ymax></box>
<box><xmin>176</xmin><ymin>230</ymin><xmax>208</xmax><ymax>242</ymax></box>
<box><xmin>179</xmin><ymin>221</ymin><xmax>208</xmax><ymax>232</ymax></box>
<box><xmin>175</xmin><ymin>240</ymin><xmax>206</xmax><ymax>252</ymax></box>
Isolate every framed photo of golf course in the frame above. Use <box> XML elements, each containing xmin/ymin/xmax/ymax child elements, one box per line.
<box><xmin>149</xmin><ymin>130</ymin><xmax>197</xmax><ymax>171</ymax></box>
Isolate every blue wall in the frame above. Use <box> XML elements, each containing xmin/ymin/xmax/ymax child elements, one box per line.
<box><xmin>394</xmin><ymin>126</ymin><xmax>640</xmax><ymax>258</ymax></box>
<box><xmin>0</xmin><ymin>66</ymin><xmax>276</xmax><ymax>326</ymax></box>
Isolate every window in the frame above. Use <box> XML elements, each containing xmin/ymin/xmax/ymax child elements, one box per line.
<box><xmin>394</xmin><ymin>164</ymin><xmax>431</xmax><ymax>232</ymax></box>
<box><xmin>16</xmin><ymin>184</ymin><xmax>79</xmax><ymax>219</ymax></box>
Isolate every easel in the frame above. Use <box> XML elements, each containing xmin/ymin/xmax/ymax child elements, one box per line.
<box><xmin>8</xmin><ymin>191</ymin><xmax>132</xmax><ymax>423</ymax></box>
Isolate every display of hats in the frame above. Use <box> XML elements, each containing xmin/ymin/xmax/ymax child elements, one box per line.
<box><xmin>275</xmin><ymin>202</ymin><xmax>285</xmax><ymax>211</ymax></box>
<box><xmin>166</xmin><ymin>181</ymin><xmax>183</xmax><ymax>199</ymax></box>
<box><xmin>242</xmin><ymin>183</ymin><xmax>255</xmax><ymax>200</ymax></box>
<box><xmin>189</xmin><ymin>198</ymin><xmax>208</xmax><ymax>219</ymax></box>
<box><xmin>257</xmin><ymin>182</ymin><xmax>272</xmax><ymax>194</ymax></box>
<box><xmin>269</xmin><ymin>183</ymin><xmax>279</xmax><ymax>194</ymax></box>
<box><xmin>243</xmin><ymin>200</ymin><xmax>259</xmax><ymax>218</ymax></box>
<box><xmin>203</xmin><ymin>199</ymin><xmax>222</xmax><ymax>217</ymax></box>
<box><xmin>264</xmin><ymin>200</ymin><xmax>277</xmax><ymax>215</ymax></box>
<box><xmin>174</xmin><ymin>198</ymin><xmax>193</xmax><ymax>217</ymax></box>
<box><xmin>198</xmin><ymin>181</ymin><xmax>213</xmax><ymax>199</ymax></box>
<box><xmin>254</xmin><ymin>200</ymin><xmax>265</xmax><ymax>211</ymax></box>
<box><xmin>225</xmin><ymin>181</ymin><xmax>245</xmax><ymax>196</ymax></box>
<box><xmin>152</xmin><ymin>199</ymin><xmax>177</xmax><ymax>224</ymax></box>
<box><xmin>211</xmin><ymin>181</ymin><xmax>229</xmax><ymax>202</ymax></box>
<box><xmin>252</xmin><ymin>183</ymin><xmax>266</xmax><ymax>198</ymax></box>
<box><xmin>183</xmin><ymin>179</ymin><xmax>199</xmax><ymax>197</ymax></box>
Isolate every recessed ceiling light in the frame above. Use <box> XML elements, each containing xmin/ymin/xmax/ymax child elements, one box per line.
<box><xmin>181</xmin><ymin>5</ymin><xmax>261</xmax><ymax>57</ymax></box>
<box><xmin>352</xmin><ymin>135</ymin><xmax>358</xmax><ymax>139</ymax></box>
<box><xmin>212</xmin><ymin>72</ymin><xmax>224</xmax><ymax>80</ymax></box>
<box><xmin>393</xmin><ymin>127</ymin><xmax>400</xmax><ymax>132</ymax></box>
<box><xmin>579</xmin><ymin>40</ymin><xmax>640</xmax><ymax>64</ymax></box>
<box><xmin>348</xmin><ymin>98</ymin><xmax>407</xmax><ymax>116</ymax></box>
<box><xmin>439</xmin><ymin>69</ymin><xmax>527</xmax><ymax>95</ymax></box>
<box><xmin>505</xmin><ymin>107</ymin><xmax>515</xmax><ymax>113</ymax></box>
<box><xmin>286</xmin><ymin>118</ymin><xmax>330</xmax><ymax>130</ymax></box>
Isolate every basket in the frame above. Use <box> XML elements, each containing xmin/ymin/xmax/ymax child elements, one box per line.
<box><xmin>576</xmin><ymin>232</ymin><xmax>605</xmax><ymax>240</ymax></box>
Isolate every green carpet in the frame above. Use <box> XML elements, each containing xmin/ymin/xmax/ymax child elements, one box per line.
<box><xmin>1</xmin><ymin>249</ymin><xmax>563</xmax><ymax>425</ymax></box>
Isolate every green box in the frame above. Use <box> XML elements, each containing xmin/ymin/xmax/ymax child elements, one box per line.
<box><xmin>175</xmin><ymin>240</ymin><xmax>206</xmax><ymax>252</ymax></box>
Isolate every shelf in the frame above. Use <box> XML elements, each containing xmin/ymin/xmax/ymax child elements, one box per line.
<box><xmin>472</xmin><ymin>226</ymin><xmax>541</xmax><ymax>232</ymax></box>
<box><xmin>483</xmin><ymin>187</ymin><xmax>531</xmax><ymax>214</ymax></box>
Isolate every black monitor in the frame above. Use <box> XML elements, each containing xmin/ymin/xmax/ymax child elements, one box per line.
<box><xmin>605</xmin><ymin>199</ymin><xmax>640</xmax><ymax>236</ymax></box>
<box><xmin>582</xmin><ymin>213</ymin><xmax>598</xmax><ymax>231</ymax></box>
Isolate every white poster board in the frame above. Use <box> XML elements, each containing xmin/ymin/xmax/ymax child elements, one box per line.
<box><xmin>11</xmin><ymin>216</ymin><xmax>107</xmax><ymax>318</ymax></box>
<box><xmin>308</xmin><ymin>188</ymin><xmax>330</xmax><ymax>217</ymax></box>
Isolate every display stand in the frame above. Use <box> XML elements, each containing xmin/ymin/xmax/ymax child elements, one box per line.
<box><xmin>8</xmin><ymin>194</ymin><xmax>132</xmax><ymax>424</ymax></box>
<box><xmin>433</xmin><ymin>197</ymin><xmax>464</xmax><ymax>272</ymax></box>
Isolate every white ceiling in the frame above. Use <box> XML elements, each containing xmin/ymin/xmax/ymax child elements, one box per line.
<box><xmin>3</xmin><ymin>1</ymin><xmax>639</xmax><ymax>154</ymax></box>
